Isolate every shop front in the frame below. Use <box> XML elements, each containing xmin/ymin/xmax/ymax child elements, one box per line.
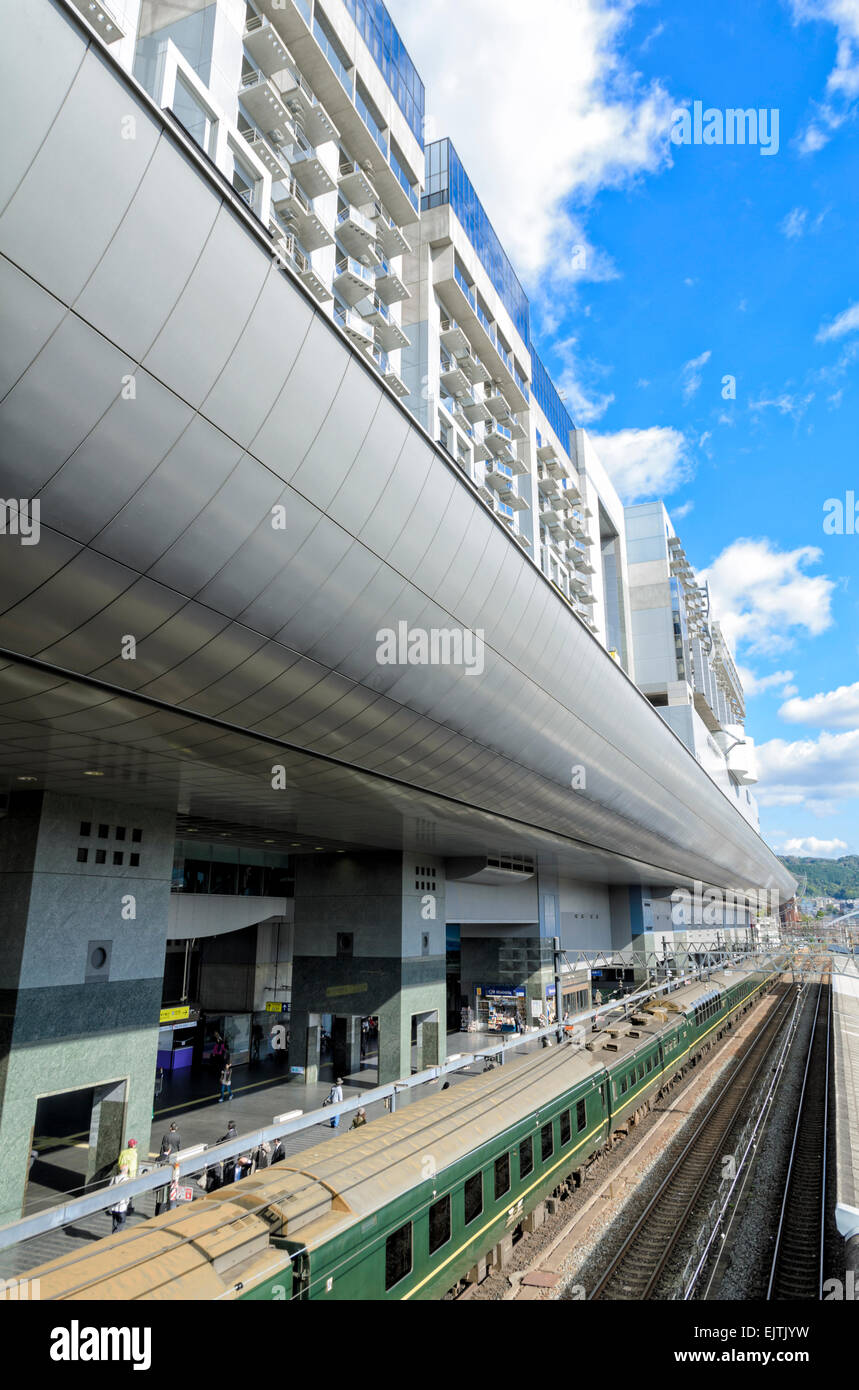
<box><xmin>156</xmin><ymin>1005</ymin><xmax>201</xmax><ymax>1073</ymax></box>
<box><xmin>475</xmin><ymin>984</ymin><xmax>527</xmax><ymax>1032</ymax></box>
<box><xmin>547</xmin><ymin>967</ymin><xmax>592</xmax><ymax>1021</ymax></box>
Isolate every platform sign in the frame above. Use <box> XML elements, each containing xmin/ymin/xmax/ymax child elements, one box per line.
<box><xmin>265</xmin><ymin>1002</ymin><xmax>287</xmax><ymax>1013</ymax></box>
<box><xmin>290</xmin><ymin>1066</ymin><xmax>305</xmax><ymax>1075</ymax></box>
<box><xmin>159</xmin><ymin>1006</ymin><xmax>190</xmax><ymax>1024</ymax></box>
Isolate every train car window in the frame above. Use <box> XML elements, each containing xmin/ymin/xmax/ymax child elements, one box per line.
<box><xmin>385</xmin><ymin>1222</ymin><xmax>413</xmax><ymax>1291</ymax></box>
<box><xmin>638</xmin><ymin>1063</ymin><xmax>645</xmax><ymax>1080</ymax></box>
<box><xmin>560</xmin><ymin>1109</ymin><xmax>571</xmax><ymax>1145</ymax></box>
<box><xmin>428</xmin><ymin>1195</ymin><xmax>451</xmax><ymax>1255</ymax></box>
<box><xmin>541</xmin><ymin>1122</ymin><xmax>553</xmax><ymax>1161</ymax></box>
<box><xmin>494</xmin><ymin>1152</ymin><xmax>511</xmax><ymax>1200</ymax></box>
<box><xmin>519</xmin><ymin>1135</ymin><xmax>534</xmax><ymax>1179</ymax></box>
<box><xmin>576</xmin><ymin>1098</ymin><xmax>587</xmax><ymax>1132</ymax></box>
<box><xmin>464</xmin><ymin>1172</ymin><xmax>483</xmax><ymax>1225</ymax></box>
<box><xmin>620</xmin><ymin>1075</ymin><xmax>628</xmax><ymax>1094</ymax></box>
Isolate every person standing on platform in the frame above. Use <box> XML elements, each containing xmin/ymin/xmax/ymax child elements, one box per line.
<box><xmin>350</xmin><ymin>1107</ymin><xmax>367</xmax><ymax>1131</ymax></box>
<box><xmin>219</xmin><ymin>1061</ymin><xmax>233</xmax><ymax>1102</ymax></box>
<box><xmin>325</xmin><ymin>1078</ymin><xmax>344</xmax><ymax>1127</ymax></box>
<box><xmin>108</xmin><ymin>1163</ymin><xmax>131</xmax><ymax>1234</ymax></box>
<box><xmin>160</xmin><ymin>1121</ymin><xmax>181</xmax><ymax>1155</ymax></box>
<box><xmin>117</xmin><ymin>1137</ymin><xmax>138</xmax><ymax>1212</ymax></box>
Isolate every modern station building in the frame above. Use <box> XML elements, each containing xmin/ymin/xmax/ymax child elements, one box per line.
<box><xmin>0</xmin><ymin>0</ymin><xmax>794</xmax><ymax>1223</ymax></box>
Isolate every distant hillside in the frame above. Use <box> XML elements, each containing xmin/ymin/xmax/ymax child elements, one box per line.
<box><xmin>778</xmin><ymin>855</ymin><xmax>859</xmax><ymax>899</ymax></box>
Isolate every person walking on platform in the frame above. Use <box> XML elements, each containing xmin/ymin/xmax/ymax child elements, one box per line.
<box><xmin>219</xmin><ymin>1061</ymin><xmax>233</xmax><ymax>1103</ymax></box>
<box><xmin>160</xmin><ymin>1121</ymin><xmax>180</xmax><ymax>1155</ymax></box>
<box><xmin>108</xmin><ymin>1163</ymin><xmax>131</xmax><ymax>1234</ymax></box>
<box><xmin>324</xmin><ymin>1078</ymin><xmax>344</xmax><ymax>1128</ymax></box>
<box><xmin>117</xmin><ymin>1137</ymin><xmax>138</xmax><ymax>1212</ymax></box>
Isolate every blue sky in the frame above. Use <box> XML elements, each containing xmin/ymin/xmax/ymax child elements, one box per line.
<box><xmin>391</xmin><ymin>0</ymin><xmax>858</xmax><ymax>859</ymax></box>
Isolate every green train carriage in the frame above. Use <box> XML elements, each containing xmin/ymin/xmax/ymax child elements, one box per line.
<box><xmin>12</xmin><ymin>965</ymin><xmax>779</xmax><ymax>1302</ymax></box>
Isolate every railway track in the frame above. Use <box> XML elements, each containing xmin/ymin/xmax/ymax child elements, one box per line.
<box><xmin>767</xmin><ymin>980</ymin><xmax>831</xmax><ymax>1300</ymax></box>
<box><xmin>588</xmin><ymin>984</ymin><xmax>795</xmax><ymax>1301</ymax></box>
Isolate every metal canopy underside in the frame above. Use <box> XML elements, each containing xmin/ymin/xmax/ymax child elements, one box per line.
<box><xmin>0</xmin><ymin>2</ymin><xmax>794</xmax><ymax>900</ymax></box>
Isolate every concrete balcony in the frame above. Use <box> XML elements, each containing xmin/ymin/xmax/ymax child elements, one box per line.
<box><xmin>334</xmin><ymin>254</ymin><xmax>376</xmax><ymax>305</ymax></box>
<box><xmin>273</xmin><ymin>233</ymin><xmax>331</xmax><ymax>303</ymax></box>
<box><xmin>335</xmin><ymin>205</ymin><xmax>378</xmax><ymax>261</ymax></box>
<box><xmin>272</xmin><ymin>178</ymin><xmax>332</xmax><ymax>251</ymax></box>
<box><xmin>560</xmin><ymin>475</ymin><xmax>582</xmax><ymax>504</ymax></box>
<box><xmin>472</xmin><ymin>438</ymin><xmax>491</xmax><ymax>463</ymax></box>
<box><xmin>70</xmin><ymin>0</ymin><xmax>124</xmax><ymax>43</ymax></box>
<box><xmin>537</xmin><ymin>469</ymin><xmax>560</xmax><ymax>498</ymax></box>
<box><xmin>373</xmin><ymin>207</ymin><xmax>412</xmax><ymax>258</ymax></box>
<box><xmin>370</xmin><ymin>348</ymin><xmax>409</xmax><ymax>399</ymax></box>
<box><xmin>484</xmin><ymin>422</ymin><xmax>514</xmax><ymax>457</ymax></box>
<box><xmin>508</xmin><ymin>416</ymin><xmax>527</xmax><ymax>442</ymax></box>
<box><xmin>242</xmin><ymin>16</ymin><xmax>294</xmax><ymax>80</ymax></box>
<box><xmin>275</xmin><ymin>67</ymin><xmax>339</xmax><ymax>147</ymax></box>
<box><xmin>484</xmin><ymin>384</ymin><xmax>513</xmax><ymax>420</ymax></box>
<box><xmin>286</xmin><ymin>140</ymin><xmax>335</xmax><ymax>197</ymax></box>
<box><xmin>338</xmin><ymin>159</ymin><xmax>378</xmax><ymax>207</ymax></box>
<box><xmin>374</xmin><ymin>261</ymin><xmax>410</xmax><ymax>305</ymax></box>
<box><xmin>459</xmin><ymin>350</ymin><xmax>490</xmax><ymax>386</ymax></box>
<box><xmin>440</xmin><ymin>362</ymin><xmax>470</xmax><ymax>397</ymax></box>
<box><xmin>241</xmin><ymin>130</ymin><xmax>290</xmax><ymax>182</ymax></box>
<box><xmin>334</xmin><ymin>301</ymin><xmax>374</xmax><ymax>351</ymax></box>
<box><xmin>439</xmin><ymin>318</ymin><xmax>470</xmax><ymax>358</ymax></box>
<box><xmin>239</xmin><ymin>71</ymin><xmax>294</xmax><ymax>142</ymax></box>
<box><xmin>460</xmin><ymin>393</ymin><xmax>490</xmax><ymax>425</ymax></box>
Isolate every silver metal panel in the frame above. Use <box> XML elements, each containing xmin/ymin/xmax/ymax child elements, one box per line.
<box><xmin>0</xmin><ymin>3</ymin><xmax>795</xmax><ymax>901</ymax></box>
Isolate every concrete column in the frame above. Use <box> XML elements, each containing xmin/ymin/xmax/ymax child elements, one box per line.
<box><xmin>87</xmin><ymin>1079</ymin><xmax>127</xmax><ymax>1184</ymax></box>
<box><xmin>419</xmin><ymin>1018</ymin><xmax>440</xmax><ymax>1069</ymax></box>
<box><xmin>0</xmin><ymin>791</ymin><xmax>175</xmax><ymax>1224</ymax></box>
<box><xmin>290</xmin><ymin>852</ymin><xmax>446</xmax><ymax>1086</ymax></box>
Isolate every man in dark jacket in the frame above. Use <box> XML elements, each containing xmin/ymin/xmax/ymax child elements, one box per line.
<box><xmin>160</xmin><ymin>1121</ymin><xmax>181</xmax><ymax>1156</ymax></box>
<box><xmin>218</xmin><ymin>1120</ymin><xmax>238</xmax><ymax>1184</ymax></box>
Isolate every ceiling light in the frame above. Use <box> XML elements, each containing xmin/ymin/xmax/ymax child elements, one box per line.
<box><xmin>84</xmin><ymin>770</ymin><xmax>104</xmax><ymax>777</ymax></box>
<box><xmin>16</xmin><ymin>776</ymin><xmax>37</xmax><ymax>782</ymax></box>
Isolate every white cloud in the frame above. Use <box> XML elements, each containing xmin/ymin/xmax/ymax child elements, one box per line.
<box><xmin>738</xmin><ymin>667</ymin><xmax>796</xmax><ymax>697</ymax></box>
<box><xmin>587</xmin><ymin>426</ymin><xmax>692</xmax><ymax>502</ymax></box>
<box><xmin>779</xmin><ymin>680</ymin><xmax>859</xmax><ymax>728</ymax></box>
<box><xmin>781</xmin><ymin>207</ymin><xmax>808</xmax><ymax>238</ymax></box>
<box><xmin>780</xmin><ymin>206</ymin><xmax>827</xmax><ymax>237</ymax></box>
<box><xmin>388</xmin><ymin>0</ymin><xmax>676</xmax><ymax>283</ymax></box>
<box><xmin>681</xmin><ymin>349</ymin><xmax>711</xmax><ymax>400</ymax></box>
<box><xmin>781</xmin><ymin>836</ymin><xmax>849</xmax><ymax>856</ymax></box>
<box><xmin>789</xmin><ymin>1</ymin><xmax>859</xmax><ymax>151</ymax></box>
<box><xmin>816</xmin><ymin>300</ymin><xmax>859</xmax><ymax>342</ymax></box>
<box><xmin>749</xmin><ymin>392</ymin><xmax>815</xmax><ymax>420</ymax></box>
<box><xmin>756</xmin><ymin>727</ymin><xmax>859</xmax><ymax>814</ymax></box>
<box><xmin>672</xmin><ymin>500</ymin><xmax>695</xmax><ymax>521</ymax></box>
<box><xmin>700</xmin><ymin>540</ymin><xmax>835</xmax><ymax>656</ymax></box>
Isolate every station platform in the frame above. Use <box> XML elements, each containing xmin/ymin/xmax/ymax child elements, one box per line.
<box><xmin>832</xmin><ymin>960</ymin><xmax>859</xmax><ymax>1270</ymax></box>
<box><xmin>0</xmin><ymin>1029</ymin><xmax>542</xmax><ymax>1279</ymax></box>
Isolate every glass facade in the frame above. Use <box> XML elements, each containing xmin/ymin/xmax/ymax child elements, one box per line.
<box><xmin>343</xmin><ymin>0</ymin><xmax>425</xmax><ymax>144</ymax></box>
<box><xmin>531</xmin><ymin>349</ymin><xmax>574</xmax><ymax>454</ymax></box>
<box><xmin>423</xmin><ymin>139</ymin><xmax>530</xmax><ymax>345</ymax></box>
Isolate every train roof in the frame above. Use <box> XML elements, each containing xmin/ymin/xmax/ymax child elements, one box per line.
<box><xmin>20</xmin><ymin>961</ymin><xmax>775</xmax><ymax>1299</ymax></box>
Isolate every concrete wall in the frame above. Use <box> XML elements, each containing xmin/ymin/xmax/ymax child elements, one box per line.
<box><xmin>0</xmin><ymin>790</ymin><xmax>175</xmax><ymax>1223</ymax></box>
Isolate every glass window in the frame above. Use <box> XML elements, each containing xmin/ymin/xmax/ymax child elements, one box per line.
<box><xmin>171</xmin><ymin>73</ymin><xmax>213</xmax><ymax>154</ymax></box>
<box><xmin>464</xmin><ymin>1172</ymin><xmax>483</xmax><ymax>1225</ymax></box>
<box><xmin>79</xmin><ymin>821</ymin><xmax>91</xmax><ymax>837</ymax></box>
<box><xmin>519</xmin><ymin>1136</ymin><xmax>533</xmax><ymax>1179</ymax></box>
<box><xmin>576</xmin><ymin>1098</ymin><xmax>587</xmax><ymax>1133</ymax></box>
<box><xmin>238</xmin><ymin>864</ymin><xmax>263</xmax><ymax>896</ymax></box>
<box><xmin>76</xmin><ymin>848</ymin><xmax>88</xmax><ymax>864</ymax></box>
<box><xmin>428</xmin><ymin>1195</ymin><xmax>450</xmax><ymax>1255</ymax></box>
<box><xmin>494</xmin><ymin>1153</ymin><xmax>510</xmax><ymax>1201</ymax></box>
<box><xmin>184</xmin><ymin>860</ymin><xmax>210</xmax><ymax>894</ymax></box>
<box><xmin>384</xmin><ymin>1222</ymin><xmax>412</xmax><ymax>1291</ymax></box>
<box><xmin>541</xmin><ymin>1122</ymin><xmax>553</xmax><ymax>1162</ymax></box>
<box><xmin>559</xmin><ymin>1110</ymin><xmax>571</xmax><ymax>1146</ymax></box>
<box><xmin>210</xmin><ymin>861</ymin><xmax>238</xmax><ymax>895</ymax></box>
